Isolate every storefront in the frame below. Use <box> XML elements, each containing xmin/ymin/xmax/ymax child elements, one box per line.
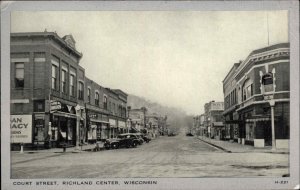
<box><xmin>33</xmin><ymin>113</ymin><xmax>47</xmax><ymax>147</ymax></box>
<box><xmin>212</xmin><ymin>122</ymin><xmax>225</xmax><ymax>140</ymax></box>
<box><xmin>49</xmin><ymin>102</ymin><xmax>78</xmax><ymax>147</ymax></box>
<box><xmin>118</xmin><ymin>120</ymin><xmax>126</xmax><ymax>134</ymax></box>
<box><xmin>50</xmin><ymin>110</ymin><xmax>77</xmax><ymax>147</ymax></box>
<box><xmin>86</xmin><ymin>109</ymin><xmax>110</xmax><ymax>142</ymax></box>
<box><xmin>109</xmin><ymin>118</ymin><xmax>117</xmax><ymax>138</ymax></box>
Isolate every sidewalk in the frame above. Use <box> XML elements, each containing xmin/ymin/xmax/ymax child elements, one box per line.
<box><xmin>197</xmin><ymin>136</ymin><xmax>289</xmax><ymax>154</ymax></box>
<box><xmin>12</xmin><ymin>142</ymin><xmax>104</xmax><ymax>154</ymax></box>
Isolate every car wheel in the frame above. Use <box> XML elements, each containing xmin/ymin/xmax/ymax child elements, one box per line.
<box><xmin>111</xmin><ymin>143</ymin><xmax>118</xmax><ymax>149</ymax></box>
<box><xmin>132</xmin><ymin>142</ymin><xmax>137</xmax><ymax>148</ymax></box>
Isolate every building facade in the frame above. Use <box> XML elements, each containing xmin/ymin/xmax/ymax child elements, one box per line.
<box><xmin>85</xmin><ymin>77</ymin><xmax>110</xmax><ymax>143</ymax></box>
<box><xmin>128</xmin><ymin>107</ymin><xmax>147</xmax><ymax>132</ymax></box>
<box><xmin>204</xmin><ymin>101</ymin><xmax>224</xmax><ymax>140</ymax></box>
<box><xmin>232</xmin><ymin>43</ymin><xmax>290</xmax><ymax>148</ymax></box>
<box><xmin>222</xmin><ymin>62</ymin><xmax>241</xmax><ymax>142</ymax></box>
<box><xmin>10</xmin><ymin>32</ymin><xmax>128</xmax><ymax>150</ymax></box>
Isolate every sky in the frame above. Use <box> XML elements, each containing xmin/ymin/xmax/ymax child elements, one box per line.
<box><xmin>11</xmin><ymin>11</ymin><xmax>288</xmax><ymax>115</ymax></box>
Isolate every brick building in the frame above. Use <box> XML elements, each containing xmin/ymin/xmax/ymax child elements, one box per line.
<box><xmin>204</xmin><ymin>101</ymin><xmax>224</xmax><ymax>140</ymax></box>
<box><xmin>231</xmin><ymin>43</ymin><xmax>290</xmax><ymax>148</ymax></box>
<box><xmin>85</xmin><ymin>77</ymin><xmax>110</xmax><ymax>143</ymax></box>
<box><xmin>11</xmin><ymin>32</ymin><xmax>84</xmax><ymax>148</ymax></box>
<box><xmin>10</xmin><ymin>31</ymin><xmax>128</xmax><ymax>149</ymax></box>
<box><xmin>128</xmin><ymin>107</ymin><xmax>147</xmax><ymax>132</ymax></box>
<box><xmin>222</xmin><ymin>62</ymin><xmax>241</xmax><ymax>142</ymax></box>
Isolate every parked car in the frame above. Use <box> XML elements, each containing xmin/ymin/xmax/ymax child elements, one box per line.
<box><xmin>168</xmin><ymin>132</ymin><xmax>176</xmax><ymax>136</ymax></box>
<box><xmin>104</xmin><ymin>133</ymin><xmax>140</xmax><ymax>149</ymax></box>
<box><xmin>141</xmin><ymin>134</ymin><xmax>151</xmax><ymax>143</ymax></box>
<box><xmin>135</xmin><ymin>133</ymin><xmax>151</xmax><ymax>143</ymax></box>
<box><xmin>186</xmin><ymin>133</ymin><xmax>194</xmax><ymax>137</ymax></box>
<box><xmin>134</xmin><ymin>134</ymin><xmax>144</xmax><ymax>145</ymax></box>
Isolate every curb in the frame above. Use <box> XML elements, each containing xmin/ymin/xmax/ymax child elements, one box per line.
<box><xmin>197</xmin><ymin>138</ymin><xmax>232</xmax><ymax>153</ymax></box>
<box><xmin>197</xmin><ymin>137</ymin><xmax>289</xmax><ymax>154</ymax></box>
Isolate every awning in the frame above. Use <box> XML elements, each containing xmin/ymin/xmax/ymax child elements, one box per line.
<box><xmin>130</xmin><ymin>127</ymin><xmax>139</xmax><ymax>133</ymax></box>
<box><xmin>52</xmin><ymin>111</ymin><xmax>76</xmax><ymax>119</ymax></box>
<box><xmin>224</xmin><ymin>120</ymin><xmax>241</xmax><ymax>124</ymax></box>
<box><xmin>90</xmin><ymin>118</ymin><xmax>109</xmax><ymax>124</ymax></box>
<box><xmin>212</xmin><ymin>122</ymin><xmax>224</xmax><ymax>127</ymax></box>
<box><xmin>246</xmin><ymin>118</ymin><xmax>270</xmax><ymax>122</ymax></box>
<box><xmin>118</xmin><ymin>121</ymin><xmax>126</xmax><ymax>129</ymax></box>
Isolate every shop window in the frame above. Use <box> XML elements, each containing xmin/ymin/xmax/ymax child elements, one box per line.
<box><xmin>78</xmin><ymin>82</ymin><xmax>84</xmax><ymax>100</ymax></box>
<box><xmin>51</xmin><ymin>65</ymin><xmax>58</xmax><ymax>90</ymax></box>
<box><xmin>15</xmin><ymin>63</ymin><xmax>24</xmax><ymax>88</ymax></box>
<box><xmin>34</xmin><ymin>119</ymin><xmax>45</xmax><ymax>142</ymax></box>
<box><xmin>70</xmin><ymin>74</ymin><xmax>75</xmax><ymax>96</ymax></box>
<box><xmin>246</xmin><ymin>123</ymin><xmax>254</xmax><ymax>140</ymax></box>
<box><xmin>61</xmin><ymin>70</ymin><xmax>67</xmax><ymax>94</ymax></box>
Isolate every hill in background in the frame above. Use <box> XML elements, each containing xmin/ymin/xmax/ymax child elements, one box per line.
<box><xmin>127</xmin><ymin>94</ymin><xmax>193</xmax><ymax>133</ymax></box>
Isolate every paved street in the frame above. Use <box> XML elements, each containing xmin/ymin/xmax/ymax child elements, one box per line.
<box><xmin>11</xmin><ymin>132</ymin><xmax>289</xmax><ymax>178</ymax></box>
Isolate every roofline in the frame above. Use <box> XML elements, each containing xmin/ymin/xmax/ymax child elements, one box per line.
<box><xmin>11</xmin><ymin>32</ymin><xmax>83</xmax><ymax>58</ymax></box>
<box><xmin>112</xmin><ymin>89</ymin><xmax>128</xmax><ymax>97</ymax></box>
<box><xmin>222</xmin><ymin>62</ymin><xmax>241</xmax><ymax>83</ymax></box>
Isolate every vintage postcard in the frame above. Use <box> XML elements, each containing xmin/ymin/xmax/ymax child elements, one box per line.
<box><xmin>1</xmin><ymin>1</ymin><xmax>299</xmax><ymax>190</ymax></box>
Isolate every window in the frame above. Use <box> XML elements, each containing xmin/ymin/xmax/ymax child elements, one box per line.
<box><xmin>15</xmin><ymin>63</ymin><xmax>24</xmax><ymax>88</ymax></box>
<box><xmin>246</xmin><ymin>84</ymin><xmax>253</xmax><ymax>98</ymax></box>
<box><xmin>95</xmin><ymin>92</ymin><xmax>99</xmax><ymax>106</ymax></box>
<box><xmin>242</xmin><ymin>80</ymin><xmax>253</xmax><ymax>101</ymax></box>
<box><xmin>51</xmin><ymin>65</ymin><xmax>58</xmax><ymax>90</ymax></box>
<box><xmin>87</xmin><ymin>88</ymin><xmax>91</xmax><ymax>103</ymax></box>
<box><xmin>61</xmin><ymin>70</ymin><xmax>66</xmax><ymax>93</ymax></box>
<box><xmin>78</xmin><ymin>82</ymin><xmax>84</xmax><ymax>100</ymax></box>
<box><xmin>70</xmin><ymin>75</ymin><xmax>75</xmax><ymax>96</ymax></box>
<box><xmin>34</xmin><ymin>100</ymin><xmax>45</xmax><ymax>112</ymax></box>
<box><xmin>103</xmin><ymin>96</ymin><xmax>107</xmax><ymax>110</ymax></box>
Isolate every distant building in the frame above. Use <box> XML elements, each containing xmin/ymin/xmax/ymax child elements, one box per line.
<box><xmin>128</xmin><ymin>107</ymin><xmax>147</xmax><ymax>132</ymax></box>
<box><xmin>204</xmin><ymin>101</ymin><xmax>224</xmax><ymax>140</ymax></box>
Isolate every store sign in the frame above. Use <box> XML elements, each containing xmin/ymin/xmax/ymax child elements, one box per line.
<box><xmin>262</xmin><ymin>72</ymin><xmax>274</xmax><ymax>93</ymax></box>
<box><xmin>109</xmin><ymin>119</ymin><xmax>116</xmax><ymax>128</ymax></box>
<box><xmin>119</xmin><ymin>121</ymin><xmax>126</xmax><ymax>129</ymax></box>
<box><xmin>11</xmin><ymin>115</ymin><xmax>32</xmax><ymax>143</ymax></box>
<box><xmin>50</xmin><ymin>101</ymin><xmax>61</xmax><ymax>111</ymax></box>
<box><xmin>210</xmin><ymin>102</ymin><xmax>224</xmax><ymax>111</ymax></box>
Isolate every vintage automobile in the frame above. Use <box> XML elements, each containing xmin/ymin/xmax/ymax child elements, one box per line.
<box><xmin>134</xmin><ymin>133</ymin><xmax>151</xmax><ymax>143</ymax></box>
<box><xmin>134</xmin><ymin>134</ymin><xmax>144</xmax><ymax>145</ymax></box>
<box><xmin>104</xmin><ymin>133</ymin><xmax>140</xmax><ymax>149</ymax></box>
<box><xmin>141</xmin><ymin>134</ymin><xmax>151</xmax><ymax>143</ymax></box>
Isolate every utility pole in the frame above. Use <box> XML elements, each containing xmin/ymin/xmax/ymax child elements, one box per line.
<box><xmin>267</xmin><ymin>12</ymin><xmax>270</xmax><ymax>46</ymax></box>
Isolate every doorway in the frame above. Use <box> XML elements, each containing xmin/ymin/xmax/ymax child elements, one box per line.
<box><xmin>263</xmin><ymin>121</ymin><xmax>272</xmax><ymax>146</ymax></box>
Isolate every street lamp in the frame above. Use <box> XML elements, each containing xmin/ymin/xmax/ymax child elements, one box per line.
<box><xmin>260</xmin><ymin>68</ymin><xmax>276</xmax><ymax>150</ymax></box>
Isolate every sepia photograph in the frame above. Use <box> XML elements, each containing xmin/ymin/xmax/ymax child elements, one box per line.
<box><xmin>1</xmin><ymin>1</ymin><xmax>299</xmax><ymax>190</ymax></box>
